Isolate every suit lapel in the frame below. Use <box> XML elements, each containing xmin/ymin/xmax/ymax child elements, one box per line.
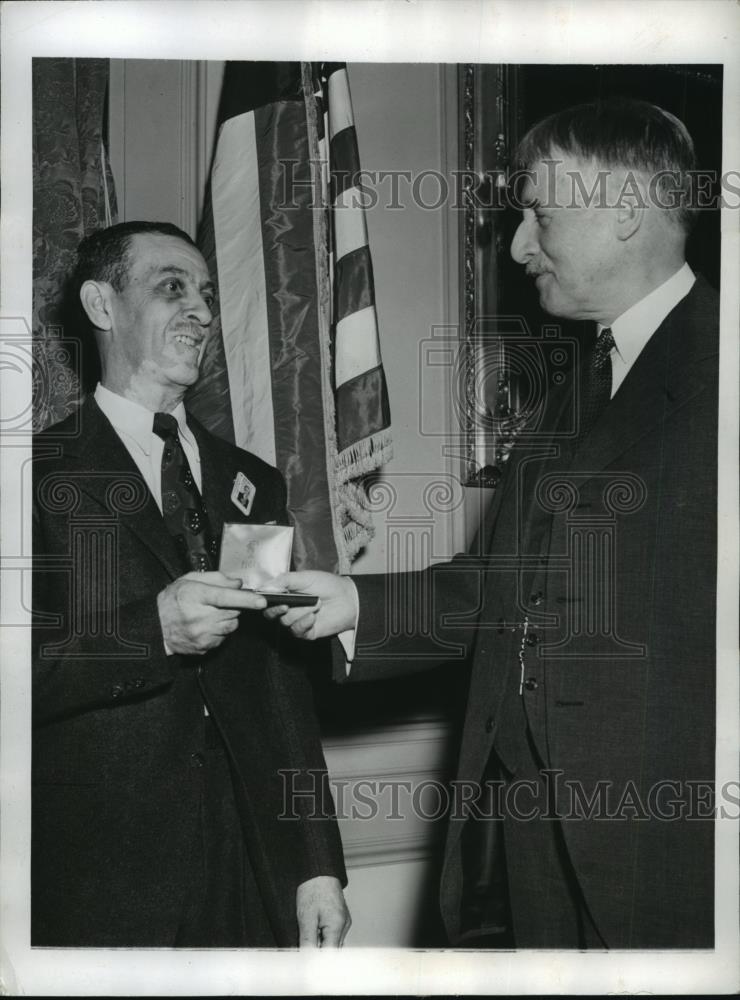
<box><xmin>67</xmin><ymin>397</ymin><xmax>185</xmax><ymax>581</ymax></box>
<box><xmin>566</xmin><ymin>277</ymin><xmax>717</xmax><ymax>476</ymax></box>
<box><xmin>190</xmin><ymin>420</ymin><xmax>242</xmax><ymax>536</ymax></box>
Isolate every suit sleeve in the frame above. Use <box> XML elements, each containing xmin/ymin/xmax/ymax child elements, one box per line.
<box><xmin>341</xmin><ymin>554</ymin><xmax>488</xmax><ymax>683</ymax></box>
<box><xmin>337</xmin><ymin>477</ymin><xmax>508</xmax><ymax>684</ymax></box>
<box><xmin>32</xmin><ymin>495</ymin><xmax>178</xmax><ymax>726</ymax></box>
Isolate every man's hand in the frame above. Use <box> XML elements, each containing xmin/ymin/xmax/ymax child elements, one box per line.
<box><xmin>157</xmin><ymin>571</ymin><xmax>267</xmax><ymax>655</ymax></box>
<box><xmin>296</xmin><ymin>875</ymin><xmax>351</xmax><ymax>947</ymax></box>
<box><xmin>263</xmin><ymin>571</ymin><xmax>357</xmax><ymax>639</ymax></box>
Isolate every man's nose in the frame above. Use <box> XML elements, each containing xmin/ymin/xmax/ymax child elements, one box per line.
<box><xmin>184</xmin><ymin>291</ymin><xmax>213</xmax><ymax>326</ymax></box>
<box><xmin>510</xmin><ymin>216</ymin><xmax>537</xmax><ymax>264</ymax></box>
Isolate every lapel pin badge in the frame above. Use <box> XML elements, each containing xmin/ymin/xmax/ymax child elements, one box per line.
<box><xmin>231</xmin><ymin>471</ymin><xmax>256</xmax><ymax>517</ymax></box>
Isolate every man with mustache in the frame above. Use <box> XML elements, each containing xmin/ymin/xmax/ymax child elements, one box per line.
<box><xmin>268</xmin><ymin>99</ymin><xmax>719</xmax><ymax>948</ymax></box>
<box><xmin>32</xmin><ymin>221</ymin><xmax>350</xmax><ymax>947</ymax></box>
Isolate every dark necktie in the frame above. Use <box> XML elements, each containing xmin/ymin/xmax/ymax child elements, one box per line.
<box><xmin>577</xmin><ymin>326</ymin><xmax>615</xmax><ymax>442</ymax></box>
<box><xmin>152</xmin><ymin>411</ymin><xmax>216</xmax><ymax>572</ymax></box>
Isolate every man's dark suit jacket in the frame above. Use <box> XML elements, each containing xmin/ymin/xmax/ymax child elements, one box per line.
<box><xmin>32</xmin><ymin>396</ymin><xmax>345</xmax><ymax>947</ymax></box>
<box><xmin>348</xmin><ymin>276</ymin><xmax>718</xmax><ymax>948</ymax></box>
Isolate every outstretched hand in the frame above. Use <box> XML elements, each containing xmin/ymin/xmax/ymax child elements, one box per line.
<box><xmin>263</xmin><ymin>571</ymin><xmax>357</xmax><ymax>640</ymax></box>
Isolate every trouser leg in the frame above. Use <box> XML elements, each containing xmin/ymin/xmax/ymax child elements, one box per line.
<box><xmin>459</xmin><ymin>740</ymin><xmax>606</xmax><ymax>949</ymax></box>
<box><xmin>175</xmin><ymin>717</ymin><xmax>275</xmax><ymax>947</ymax></box>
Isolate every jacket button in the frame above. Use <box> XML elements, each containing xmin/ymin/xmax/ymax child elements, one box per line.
<box><xmin>524</xmin><ymin>678</ymin><xmax>538</xmax><ymax>691</ymax></box>
<box><xmin>190</xmin><ymin>752</ymin><xmax>205</xmax><ymax>768</ymax></box>
<box><xmin>111</xmin><ymin>684</ymin><xmax>124</xmax><ymax>698</ymax></box>
<box><xmin>525</xmin><ymin>632</ymin><xmax>539</xmax><ymax>646</ymax></box>
<box><xmin>530</xmin><ymin>591</ymin><xmax>544</xmax><ymax>606</ymax></box>
<box><xmin>485</xmin><ymin>716</ymin><xmax>495</xmax><ymax>733</ymax></box>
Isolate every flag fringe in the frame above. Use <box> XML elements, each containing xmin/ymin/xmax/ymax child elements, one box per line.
<box><xmin>336</xmin><ymin>431</ymin><xmax>394</xmax><ymax>483</ymax></box>
<box><xmin>342</xmin><ymin>522</ymin><xmax>373</xmax><ymax>561</ymax></box>
<box><xmin>339</xmin><ymin>478</ymin><xmax>376</xmax><ymax>526</ymax></box>
<box><xmin>337</xmin><ymin>480</ymin><xmax>377</xmax><ymax>560</ymax></box>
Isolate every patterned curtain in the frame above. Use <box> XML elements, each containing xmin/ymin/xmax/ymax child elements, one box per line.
<box><xmin>32</xmin><ymin>58</ymin><xmax>117</xmax><ymax>431</ymax></box>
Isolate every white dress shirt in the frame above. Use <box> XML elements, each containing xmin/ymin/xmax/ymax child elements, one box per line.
<box><xmin>343</xmin><ymin>263</ymin><xmax>697</xmax><ymax>668</ymax></box>
<box><xmin>94</xmin><ymin>383</ymin><xmax>203</xmax><ymax>511</ymax></box>
<box><xmin>604</xmin><ymin>262</ymin><xmax>695</xmax><ymax>397</ymax></box>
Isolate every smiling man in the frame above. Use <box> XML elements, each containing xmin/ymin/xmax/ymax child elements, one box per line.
<box><xmin>267</xmin><ymin>99</ymin><xmax>719</xmax><ymax>949</ymax></box>
<box><xmin>31</xmin><ymin>221</ymin><xmax>350</xmax><ymax>947</ymax></box>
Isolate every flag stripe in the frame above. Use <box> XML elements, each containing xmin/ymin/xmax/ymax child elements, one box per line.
<box><xmin>326</xmin><ymin>62</ymin><xmax>392</xmax><ymax>482</ymax></box>
<box><xmin>211</xmin><ymin>111</ymin><xmax>276</xmax><ymax>464</ymax></box>
<box><xmin>330</xmin><ymin>127</ymin><xmax>361</xmax><ymax>200</ymax></box>
<box><xmin>335</xmin><ymin>245</ymin><xmax>375</xmax><ymax>324</ymax></box>
<box><xmin>334</xmin><ymin>186</ymin><xmax>369</xmax><ymax>260</ymax></box>
<box><xmin>336</xmin><ymin>366</ymin><xmax>392</xmax><ymax>454</ymax></box>
<box><xmin>335</xmin><ymin>305</ymin><xmax>381</xmax><ymax>387</ymax></box>
<box><xmin>327</xmin><ymin>65</ymin><xmax>353</xmax><ymax>140</ymax></box>
<box><xmin>253</xmin><ymin>96</ymin><xmax>338</xmax><ymax>569</ymax></box>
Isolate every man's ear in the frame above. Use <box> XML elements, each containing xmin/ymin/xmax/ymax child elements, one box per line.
<box><xmin>614</xmin><ymin>171</ymin><xmax>648</xmax><ymax>241</ymax></box>
<box><xmin>79</xmin><ymin>280</ymin><xmax>115</xmax><ymax>331</ymax></box>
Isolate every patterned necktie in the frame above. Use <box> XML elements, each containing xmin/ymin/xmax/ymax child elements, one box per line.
<box><xmin>152</xmin><ymin>412</ymin><xmax>216</xmax><ymax>572</ymax></box>
<box><xmin>577</xmin><ymin>326</ymin><xmax>615</xmax><ymax>442</ymax></box>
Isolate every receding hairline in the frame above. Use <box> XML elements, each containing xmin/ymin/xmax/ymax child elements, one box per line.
<box><xmin>124</xmin><ymin>234</ymin><xmax>209</xmax><ymax>271</ymax></box>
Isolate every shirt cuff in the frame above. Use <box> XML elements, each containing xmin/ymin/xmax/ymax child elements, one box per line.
<box><xmin>336</xmin><ymin>579</ymin><xmax>360</xmax><ymax>676</ymax></box>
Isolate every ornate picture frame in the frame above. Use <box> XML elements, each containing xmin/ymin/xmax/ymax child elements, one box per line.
<box><xmin>458</xmin><ymin>64</ymin><xmax>523</xmax><ymax>488</ymax></box>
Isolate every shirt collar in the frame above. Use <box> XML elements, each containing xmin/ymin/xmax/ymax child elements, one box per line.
<box><xmin>600</xmin><ymin>262</ymin><xmax>696</xmax><ymax>368</ymax></box>
<box><xmin>94</xmin><ymin>384</ymin><xmax>195</xmax><ymax>456</ymax></box>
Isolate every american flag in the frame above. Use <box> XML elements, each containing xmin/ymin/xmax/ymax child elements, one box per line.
<box><xmin>187</xmin><ymin>61</ymin><xmax>391</xmax><ymax>573</ymax></box>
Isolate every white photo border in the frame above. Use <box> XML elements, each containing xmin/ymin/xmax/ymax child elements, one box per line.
<box><xmin>1</xmin><ymin>1</ymin><xmax>738</xmax><ymax>994</ymax></box>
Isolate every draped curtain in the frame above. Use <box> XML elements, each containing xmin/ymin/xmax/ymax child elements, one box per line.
<box><xmin>32</xmin><ymin>57</ymin><xmax>116</xmax><ymax>431</ymax></box>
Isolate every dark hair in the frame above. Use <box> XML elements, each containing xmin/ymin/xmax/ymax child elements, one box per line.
<box><xmin>514</xmin><ymin>97</ymin><xmax>697</xmax><ymax>231</ymax></box>
<box><xmin>74</xmin><ymin>220</ymin><xmax>198</xmax><ymax>293</ymax></box>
